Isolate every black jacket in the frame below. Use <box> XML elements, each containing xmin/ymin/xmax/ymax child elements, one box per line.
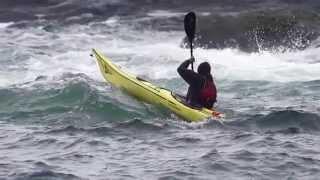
<box><xmin>177</xmin><ymin>59</ymin><xmax>217</xmax><ymax>108</ymax></box>
<box><xmin>177</xmin><ymin>59</ymin><xmax>206</xmax><ymax>107</ymax></box>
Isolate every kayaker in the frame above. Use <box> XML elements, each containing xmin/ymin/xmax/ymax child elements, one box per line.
<box><xmin>177</xmin><ymin>57</ymin><xmax>217</xmax><ymax>109</ymax></box>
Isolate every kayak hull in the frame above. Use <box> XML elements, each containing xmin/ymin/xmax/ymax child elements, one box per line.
<box><xmin>92</xmin><ymin>49</ymin><xmax>222</xmax><ymax>122</ymax></box>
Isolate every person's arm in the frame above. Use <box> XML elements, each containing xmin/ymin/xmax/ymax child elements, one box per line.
<box><xmin>177</xmin><ymin>58</ymin><xmax>202</xmax><ymax>86</ymax></box>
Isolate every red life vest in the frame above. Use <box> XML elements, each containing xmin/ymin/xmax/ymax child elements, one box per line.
<box><xmin>200</xmin><ymin>79</ymin><xmax>217</xmax><ymax>106</ymax></box>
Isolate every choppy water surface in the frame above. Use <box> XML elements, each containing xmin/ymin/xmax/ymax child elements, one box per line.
<box><xmin>0</xmin><ymin>0</ymin><xmax>320</xmax><ymax>179</ymax></box>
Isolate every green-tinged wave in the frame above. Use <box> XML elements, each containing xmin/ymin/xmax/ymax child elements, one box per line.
<box><xmin>0</xmin><ymin>74</ymin><xmax>167</xmax><ymax>126</ymax></box>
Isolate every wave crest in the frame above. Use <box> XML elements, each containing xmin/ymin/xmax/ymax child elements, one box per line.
<box><xmin>0</xmin><ymin>74</ymin><xmax>156</xmax><ymax>125</ymax></box>
<box><xmin>232</xmin><ymin>110</ymin><xmax>320</xmax><ymax>133</ymax></box>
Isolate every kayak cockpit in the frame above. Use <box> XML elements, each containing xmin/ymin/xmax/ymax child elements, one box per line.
<box><xmin>171</xmin><ymin>92</ymin><xmax>202</xmax><ymax>110</ymax></box>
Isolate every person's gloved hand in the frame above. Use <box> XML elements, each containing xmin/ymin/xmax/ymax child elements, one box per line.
<box><xmin>187</xmin><ymin>57</ymin><xmax>195</xmax><ymax>63</ymax></box>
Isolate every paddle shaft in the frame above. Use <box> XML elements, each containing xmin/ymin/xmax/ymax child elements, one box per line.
<box><xmin>190</xmin><ymin>41</ymin><xmax>194</xmax><ymax>70</ymax></box>
<box><xmin>184</xmin><ymin>12</ymin><xmax>196</xmax><ymax>71</ymax></box>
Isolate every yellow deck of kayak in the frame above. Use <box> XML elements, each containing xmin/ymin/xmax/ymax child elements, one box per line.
<box><xmin>92</xmin><ymin>49</ymin><xmax>222</xmax><ymax>122</ymax></box>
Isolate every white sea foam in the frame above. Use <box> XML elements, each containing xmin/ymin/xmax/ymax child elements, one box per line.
<box><xmin>0</xmin><ymin>20</ymin><xmax>319</xmax><ymax>88</ymax></box>
<box><xmin>195</xmin><ymin>48</ymin><xmax>320</xmax><ymax>82</ymax></box>
<box><xmin>92</xmin><ymin>30</ymin><xmax>320</xmax><ymax>82</ymax></box>
<box><xmin>147</xmin><ymin>10</ymin><xmax>185</xmax><ymax>18</ymax></box>
<box><xmin>103</xmin><ymin>16</ymin><xmax>120</xmax><ymax>26</ymax></box>
<box><xmin>0</xmin><ymin>22</ymin><xmax>14</xmax><ymax>29</ymax></box>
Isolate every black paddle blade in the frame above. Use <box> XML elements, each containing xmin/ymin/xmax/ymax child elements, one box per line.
<box><xmin>184</xmin><ymin>12</ymin><xmax>196</xmax><ymax>43</ymax></box>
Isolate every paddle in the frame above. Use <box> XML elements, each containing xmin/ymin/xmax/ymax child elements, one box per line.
<box><xmin>184</xmin><ymin>12</ymin><xmax>196</xmax><ymax>71</ymax></box>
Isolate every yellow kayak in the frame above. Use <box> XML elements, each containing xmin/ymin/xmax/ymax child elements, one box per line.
<box><xmin>92</xmin><ymin>49</ymin><xmax>223</xmax><ymax>122</ymax></box>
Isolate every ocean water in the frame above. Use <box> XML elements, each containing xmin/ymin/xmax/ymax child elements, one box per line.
<box><xmin>0</xmin><ymin>0</ymin><xmax>320</xmax><ymax>179</ymax></box>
